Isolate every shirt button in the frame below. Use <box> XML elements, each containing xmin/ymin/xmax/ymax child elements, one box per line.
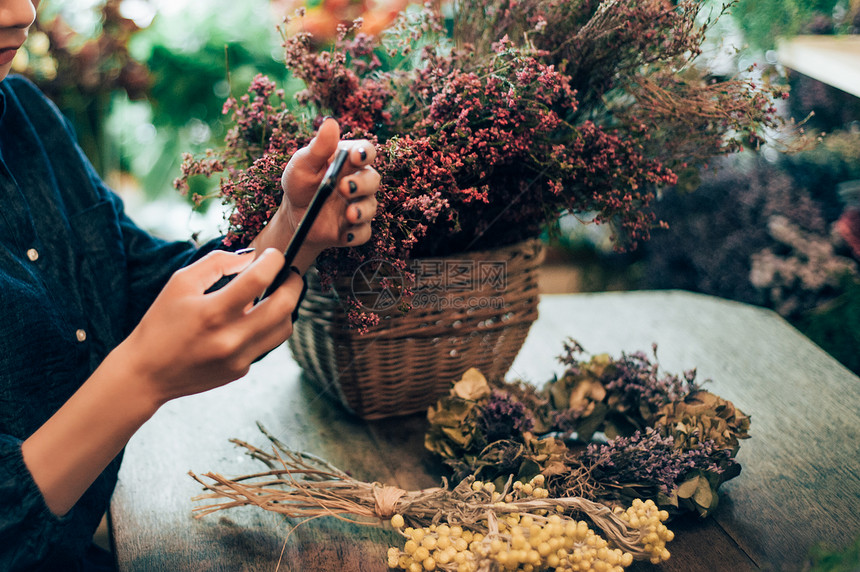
<box><xmin>26</xmin><ymin>248</ymin><xmax>39</xmax><ymax>261</ymax></box>
<box><xmin>75</xmin><ymin>329</ymin><xmax>87</xmax><ymax>342</ymax></box>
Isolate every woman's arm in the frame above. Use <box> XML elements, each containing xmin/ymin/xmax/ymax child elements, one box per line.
<box><xmin>21</xmin><ymin>248</ymin><xmax>302</xmax><ymax>516</ymax></box>
<box><xmin>21</xmin><ymin>118</ymin><xmax>379</xmax><ymax>517</ymax></box>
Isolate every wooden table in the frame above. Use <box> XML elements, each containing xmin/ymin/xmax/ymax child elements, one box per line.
<box><xmin>777</xmin><ymin>35</ymin><xmax>860</xmax><ymax>98</ymax></box>
<box><xmin>110</xmin><ymin>291</ymin><xmax>860</xmax><ymax>572</ymax></box>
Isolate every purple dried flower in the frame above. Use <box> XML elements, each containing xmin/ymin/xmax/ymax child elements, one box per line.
<box><xmin>552</xmin><ymin>408</ymin><xmax>581</xmax><ymax>434</ymax></box>
<box><xmin>478</xmin><ymin>389</ymin><xmax>534</xmax><ymax>443</ymax></box>
<box><xmin>580</xmin><ymin>428</ymin><xmax>732</xmax><ymax>495</ymax></box>
<box><xmin>604</xmin><ymin>348</ymin><xmax>699</xmax><ymax>420</ymax></box>
<box><xmin>558</xmin><ymin>338</ymin><xmax>586</xmax><ymax>369</ymax></box>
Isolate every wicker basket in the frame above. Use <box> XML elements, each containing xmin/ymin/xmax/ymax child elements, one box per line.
<box><xmin>287</xmin><ymin>239</ymin><xmax>544</xmax><ymax>419</ymax></box>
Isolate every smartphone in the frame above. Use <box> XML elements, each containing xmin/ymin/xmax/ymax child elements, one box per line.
<box><xmin>258</xmin><ymin>147</ymin><xmax>350</xmax><ymax>300</ymax></box>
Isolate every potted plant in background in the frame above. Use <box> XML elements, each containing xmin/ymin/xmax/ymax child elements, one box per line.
<box><xmin>176</xmin><ymin>0</ymin><xmax>797</xmax><ymax>419</ymax></box>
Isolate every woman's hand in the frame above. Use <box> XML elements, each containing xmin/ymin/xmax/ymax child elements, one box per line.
<box><xmin>118</xmin><ymin>248</ymin><xmax>304</xmax><ymax>405</ymax></box>
<box><xmin>250</xmin><ymin>117</ymin><xmax>379</xmax><ymax>272</ymax></box>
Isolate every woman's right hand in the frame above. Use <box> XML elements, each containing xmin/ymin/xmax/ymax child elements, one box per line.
<box><xmin>116</xmin><ymin>247</ymin><xmax>304</xmax><ymax>405</ymax></box>
<box><xmin>22</xmin><ymin>248</ymin><xmax>304</xmax><ymax>517</ymax></box>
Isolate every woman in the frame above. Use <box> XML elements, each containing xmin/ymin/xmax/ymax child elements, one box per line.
<box><xmin>0</xmin><ymin>1</ymin><xmax>379</xmax><ymax>569</ymax></box>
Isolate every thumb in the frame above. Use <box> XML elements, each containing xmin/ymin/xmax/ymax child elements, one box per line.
<box><xmin>305</xmin><ymin>117</ymin><xmax>341</xmax><ymax>172</ymax></box>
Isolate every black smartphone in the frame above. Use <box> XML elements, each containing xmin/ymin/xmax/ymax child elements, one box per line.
<box><xmin>258</xmin><ymin>147</ymin><xmax>350</xmax><ymax>300</ymax></box>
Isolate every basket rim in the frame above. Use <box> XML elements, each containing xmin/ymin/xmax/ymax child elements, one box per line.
<box><xmin>301</xmin><ymin>238</ymin><xmax>544</xmax><ymax>332</ymax></box>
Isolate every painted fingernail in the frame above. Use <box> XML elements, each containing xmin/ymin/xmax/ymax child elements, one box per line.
<box><xmin>234</xmin><ymin>247</ymin><xmax>256</xmax><ymax>255</ymax></box>
<box><xmin>358</xmin><ymin>147</ymin><xmax>367</xmax><ymax>161</ymax></box>
<box><xmin>347</xmin><ymin>232</ymin><xmax>355</xmax><ymax>243</ymax></box>
<box><xmin>354</xmin><ymin>207</ymin><xmax>362</xmax><ymax>221</ymax></box>
<box><xmin>349</xmin><ymin>180</ymin><xmax>358</xmax><ymax>194</ymax></box>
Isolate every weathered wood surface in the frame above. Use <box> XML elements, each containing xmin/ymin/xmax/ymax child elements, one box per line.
<box><xmin>111</xmin><ymin>290</ymin><xmax>860</xmax><ymax>572</ymax></box>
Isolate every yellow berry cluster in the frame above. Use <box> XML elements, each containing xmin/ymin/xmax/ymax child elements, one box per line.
<box><xmin>388</xmin><ymin>515</ymin><xmax>483</xmax><ymax>572</ymax></box>
<box><xmin>483</xmin><ymin>511</ymin><xmax>633</xmax><ymax>571</ymax></box>
<box><xmin>614</xmin><ymin>499</ymin><xmax>674</xmax><ymax>565</ymax></box>
<box><xmin>386</xmin><ymin>477</ymin><xmax>641</xmax><ymax>571</ymax></box>
<box><xmin>387</xmin><ymin>520</ymin><xmax>483</xmax><ymax>572</ymax></box>
<box><xmin>504</xmin><ymin>475</ymin><xmax>551</xmax><ymax>503</ymax></box>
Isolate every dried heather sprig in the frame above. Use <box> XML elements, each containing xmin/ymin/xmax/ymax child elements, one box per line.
<box><xmin>579</xmin><ymin>428</ymin><xmax>733</xmax><ymax>496</ymax></box>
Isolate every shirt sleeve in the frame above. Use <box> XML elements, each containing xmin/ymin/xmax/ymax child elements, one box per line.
<box><xmin>103</xmin><ymin>187</ymin><xmax>307</xmax><ymax>330</ymax></box>
<box><xmin>0</xmin><ymin>435</ymin><xmax>114</xmax><ymax>571</ymax></box>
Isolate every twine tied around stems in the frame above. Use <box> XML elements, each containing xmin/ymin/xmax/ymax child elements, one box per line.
<box><xmin>372</xmin><ymin>484</ymin><xmax>407</xmax><ymax>519</ymax></box>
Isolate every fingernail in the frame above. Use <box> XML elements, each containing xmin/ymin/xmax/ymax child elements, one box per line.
<box><xmin>234</xmin><ymin>247</ymin><xmax>256</xmax><ymax>255</ymax></box>
<box><xmin>354</xmin><ymin>207</ymin><xmax>362</xmax><ymax>221</ymax></box>
<box><xmin>347</xmin><ymin>232</ymin><xmax>355</xmax><ymax>243</ymax></box>
<box><xmin>358</xmin><ymin>147</ymin><xmax>367</xmax><ymax>161</ymax></box>
<box><xmin>349</xmin><ymin>180</ymin><xmax>358</xmax><ymax>194</ymax></box>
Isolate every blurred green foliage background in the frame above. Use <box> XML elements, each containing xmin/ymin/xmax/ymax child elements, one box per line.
<box><xmin>16</xmin><ymin>0</ymin><xmax>293</xmax><ymax>237</ymax></box>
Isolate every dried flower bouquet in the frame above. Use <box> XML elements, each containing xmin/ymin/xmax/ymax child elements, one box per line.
<box><xmin>176</xmin><ymin>0</ymin><xmax>792</xmax><ymax>327</ymax></box>
<box><xmin>424</xmin><ymin>340</ymin><xmax>751</xmax><ymax>518</ymax></box>
<box><xmin>191</xmin><ymin>424</ymin><xmax>675</xmax><ymax>571</ymax></box>
<box><xmin>192</xmin><ymin>340</ymin><xmax>750</xmax><ymax>570</ymax></box>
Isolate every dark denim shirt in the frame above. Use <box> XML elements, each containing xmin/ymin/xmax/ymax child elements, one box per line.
<box><xmin>0</xmin><ymin>76</ymin><xmax>223</xmax><ymax>570</ymax></box>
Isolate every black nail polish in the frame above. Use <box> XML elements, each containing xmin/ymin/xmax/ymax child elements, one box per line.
<box><xmin>359</xmin><ymin>148</ymin><xmax>367</xmax><ymax>161</ymax></box>
<box><xmin>349</xmin><ymin>180</ymin><xmax>358</xmax><ymax>194</ymax></box>
<box><xmin>355</xmin><ymin>207</ymin><xmax>362</xmax><ymax>221</ymax></box>
<box><xmin>347</xmin><ymin>232</ymin><xmax>355</xmax><ymax>243</ymax></box>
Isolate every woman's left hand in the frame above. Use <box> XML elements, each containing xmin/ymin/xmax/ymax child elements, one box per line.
<box><xmin>251</xmin><ymin>117</ymin><xmax>379</xmax><ymax>272</ymax></box>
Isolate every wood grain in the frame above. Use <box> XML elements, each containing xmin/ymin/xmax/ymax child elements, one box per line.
<box><xmin>111</xmin><ymin>291</ymin><xmax>860</xmax><ymax>571</ymax></box>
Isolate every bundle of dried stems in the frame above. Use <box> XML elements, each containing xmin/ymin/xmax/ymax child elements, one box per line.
<box><xmin>190</xmin><ymin>424</ymin><xmax>666</xmax><ymax>561</ymax></box>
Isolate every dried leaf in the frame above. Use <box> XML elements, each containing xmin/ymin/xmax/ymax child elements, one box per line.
<box><xmin>569</xmin><ymin>379</ymin><xmax>607</xmax><ymax>411</ymax></box>
<box><xmin>676</xmin><ymin>475</ymin><xmax>700</xmax><ymax>499</ymax></box>
<box><xmin>693</xmin><ymin>477</ymin><xmax>714</xmax><ymax>511</ymax></box>
<box><xmin>576</xmin><ymin>402</ymin><xmax>611</xmax><ymax>442</ymax></box>
<box><xmin>440</xmin><ymin>426</ymin><xmax>470</xmax><ymax>447</ymax></box>
<box><xmin>588</xmin><ymin>354</ymin><xmax>614</xmax><ymax>378</ymax></box>
<box><xmin>655</xmin><ymin>389</ymin><xmax>751</xmax><ymax>455</ymax></box>
<box><xmin>428</xmin><ymin>399</ymin><xmax>475</xmax><ymax>427</ymax></box>
<box><xmin>452</xmin><ymin>368</ymin><xmax>491</xmax><ymax>401</ymax></box>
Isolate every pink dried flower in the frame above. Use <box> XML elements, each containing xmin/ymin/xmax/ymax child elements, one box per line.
<box><xmin>175</xmin><ymin>1</ymin><xmax>795</xmax><ymax>327</ymax></box>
